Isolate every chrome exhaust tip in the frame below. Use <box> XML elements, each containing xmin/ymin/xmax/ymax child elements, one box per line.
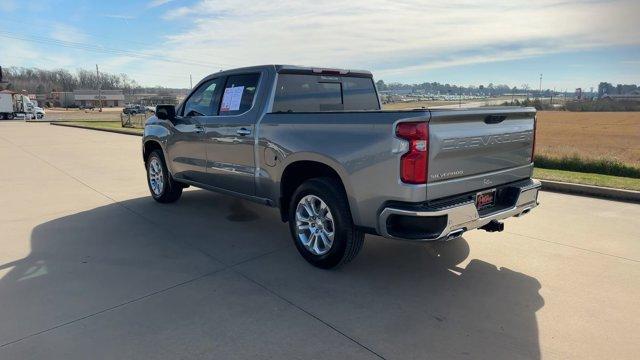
<box><xmin>515</xmin><ymin>206</ymin><xmax>534</xmax><ymax>217</ymax></box>
<box><xmin>445</xmin><ymin>229</ymin><xmax>465</xmax><ymax>241</ymax></box>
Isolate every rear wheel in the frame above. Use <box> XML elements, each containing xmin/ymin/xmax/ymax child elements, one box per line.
<box><xmin>146</xmin><ymin>150</ymin><xmax>182</xmax><ymax>203</ymax></box>
<box><xmin>288</xmin><ymin>177</ymin><xmax>364</xmax><ymax>269</ymax></box>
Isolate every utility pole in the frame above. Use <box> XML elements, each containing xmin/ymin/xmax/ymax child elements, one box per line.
<box><xmin>538</xmin><ymin>73</ymin><xmax>543</xmax><ymax>100</ymax></box>
<box><xmin>96</xmin><ymin>64</ymin><xmax>103</xmax><ymax>112</ymax></box>
<box><xmin>190</xmin><ymin>74</ymin><xmax>193</xmax><ymax>89</ymax></box>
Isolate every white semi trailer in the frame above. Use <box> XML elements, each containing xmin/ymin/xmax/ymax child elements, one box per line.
<box><xmin>0</xmin><ymin>92</ymin><xmax>34</xmax><ymax>120</ymax></box>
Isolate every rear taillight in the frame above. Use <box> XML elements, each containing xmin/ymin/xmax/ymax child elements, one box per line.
<box><xmin>396</xmin><ymin>122</ymin><xmax>428</xmax><ymax>184</ymax></box>
<box><xmin>531</xmin><ymin>115</ymin><xmax>537</xmax><ymax>162</ymax></box>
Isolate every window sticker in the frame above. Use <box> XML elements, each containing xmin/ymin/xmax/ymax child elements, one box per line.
<box><xmin>220</xmin><ymin>86</ymin><xmax>244</xmax><ymax>112</ymax></box>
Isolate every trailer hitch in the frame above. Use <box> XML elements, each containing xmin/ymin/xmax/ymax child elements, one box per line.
<box><xmin>480</xmin><ymin>220</ymin><xmax>504</xmax><ymax>233</ymax></box>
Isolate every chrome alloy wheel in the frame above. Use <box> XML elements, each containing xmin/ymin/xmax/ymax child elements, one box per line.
<box><xmin>148</xmin><ymin>157</ymin><xmax>165</xmax><ymax>196</ymax></box>
<box><xmin>295</xmin><ymin>195</ymin><xmax>335</xmax><ymax>255</ymax></box>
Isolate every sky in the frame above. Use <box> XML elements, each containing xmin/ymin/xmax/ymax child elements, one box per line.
<box><xmin>1</xmin><ymin>0</ymin><xmax>638</xmax><ymax>90</ymax></box>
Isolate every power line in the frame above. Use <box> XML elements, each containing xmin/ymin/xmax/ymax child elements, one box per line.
<box><xmin>0</xmin><ymin>18</ymin><xmax>166</xmax><ymax>50</ymax></box>
<box><xmin>2</xmin><ymin>55</ymin><xmax>197</xmax><ymax>83</ymax></box>
<box><xmin>98</xmin><ymin>65</ymin><xmax>204</xmax><ymax>82</ymax></box>
<box><xmin>0</xmin><ymin>30</ymin><xmax>232</xmax><ymax>69</ymax></box>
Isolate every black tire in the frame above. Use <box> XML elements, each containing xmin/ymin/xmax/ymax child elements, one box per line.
<box><xmin>288</xmin><ymin>177</ymin><xmax>364</xmax><ymax>269</ymax></box>
<box><xmin>145</xmin><ymin>149</ymin><xmax>182</xmax><ymax>203</ymax></box>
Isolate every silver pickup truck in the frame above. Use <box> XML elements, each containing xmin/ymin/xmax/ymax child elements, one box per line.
<box><xmin>143</xmin><ymin>65</ymin><xmax>540</xmax><ymax>268</ymax></box>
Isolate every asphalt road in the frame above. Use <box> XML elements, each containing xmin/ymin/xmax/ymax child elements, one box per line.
<box><xmin>1</xmin><ymin>121</ymin><xmax>638</xmax><ymax>359</ymax></box>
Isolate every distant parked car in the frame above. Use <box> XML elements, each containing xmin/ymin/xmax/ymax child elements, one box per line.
<box><xmin>79</xmin><ymin>104</ymin><xmax>95</xmax><ymax>110</ymax></box>
<box><xmin>123</xmin><ymin>104</ymin><xmax>148</xmax><ymax>115</ymax></box>
<box><xmin>34</xmin><ymin>106</ymin><xmax>45</xmax><ymax>119</ymax></box>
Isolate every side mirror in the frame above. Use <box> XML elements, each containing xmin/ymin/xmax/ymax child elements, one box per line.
<box><xmin>155</xmin><ymin>104</ymin><xmax>176</xmax><ymax>120</ymax></box>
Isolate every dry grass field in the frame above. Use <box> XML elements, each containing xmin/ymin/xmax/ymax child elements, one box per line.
<box><xmin>383</xmin><ymin>100</ymin><xmax>456</xmax><ymax>109</ymax></box>
<box><xmin>46</xmin><ymin>107</ymin><xmax>122</xmax><ymax>121</ymax></box>
<box><xmin>382</xmin><ymin>96</ymin><xmax>525</xmax><ymax>110</ymax></box>
<box><xmin>536</xmin><ymin>111</ymin><xmax>640</xmax><ymax>168</ymax></box>
<box><xmin>384</xmin><ymin>103</ymin><xmax>639</xmax><ymax>168</ymax></box>
<box><xmin>45</xmin><ymin>105</ymin><xmax>640</xmax><ymax>169</ymax></box>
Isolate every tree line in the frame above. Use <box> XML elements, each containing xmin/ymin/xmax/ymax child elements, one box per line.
<box><xmin>378</xmin><ymin>79</ymin><xmax>639</xmax><ymax>97</ymax></box>
<box><xmin>2</xmin><ymin>67</ymin><xmax>637</xmax><ymax>99</ymax></box>
<box><xmin>0</xmin><ymin>67</ymin><xmax>141</xmax><ymax>94</ymax></box>
<box><xmin>597</xmin><ymin>82</ymin><xmax>638</xmax><ymax>97</ymax></box>
<box><xmin>376</xmin><ymin>79</ymin><xmax>524</xmax><ymax>96</ymax></box>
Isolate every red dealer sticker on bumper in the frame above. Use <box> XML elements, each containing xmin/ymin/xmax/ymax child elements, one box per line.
<box><xmin>476</xmin><ymin>189</ymin><xmax>496</xmax><ymax>210</ymax></box>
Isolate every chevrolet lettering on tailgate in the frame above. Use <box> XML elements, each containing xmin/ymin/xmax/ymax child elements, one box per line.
<box><xmin>441</xmin><ymin>130</ymin><xmax>533</xmax><ymax>151</ymax></box>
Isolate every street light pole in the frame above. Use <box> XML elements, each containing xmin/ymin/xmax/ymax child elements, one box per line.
<box><xmin>539</xmin><ymin>73</ymin><xmax>543</xmax><ymax>100</ymax></box>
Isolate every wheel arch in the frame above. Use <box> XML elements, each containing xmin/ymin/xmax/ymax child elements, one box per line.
<box><xmin>278</xmin><ymin>157</ymin><xmax>358</xmax><ymax>224</ymax></box>
<box><xmin>142</xmin><ymin>139</ymin><xmax>164</xmax><ymax>162</ymax></box>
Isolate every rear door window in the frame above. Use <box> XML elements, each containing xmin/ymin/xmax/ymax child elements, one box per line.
<box><xmin>219</xmin><ymin>73</ymin><xmax>260</xmax><ymax>116</ymax></box>
<box><xmin>273</xmin><ymin>74</ymin><xmax>379</xmax><ymax>112</ymax></box>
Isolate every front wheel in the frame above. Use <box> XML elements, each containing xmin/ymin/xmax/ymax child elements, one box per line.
<box><xmin>146</xmin><ymin>150</ymin><xmax>182</xmax><ymax>203</ymax></box>
<box><xmin>288</xmin><ymin>177</ymin><xmax>364</xmax><ymax>269</ymax></box>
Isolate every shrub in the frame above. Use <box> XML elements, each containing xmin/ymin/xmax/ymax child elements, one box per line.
<box><xmin>501</xmin><ymin>99</ymin><xmax>556</xmax><ymax>110</ymax></box>
<box><xmin>534</xmin><ymin>154</ymin><xmax>640</xmax><ymax>178</ymax></box>
<box><xmin>564</xmin><ymin>100</ymin><xmax>640</xmax><ymax>112</ymax></box>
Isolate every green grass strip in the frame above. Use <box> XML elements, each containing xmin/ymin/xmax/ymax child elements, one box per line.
<box><xmin>535</xmin><ymin>154</ymin><xmax>640</xmax><ymax>179</ymax></box>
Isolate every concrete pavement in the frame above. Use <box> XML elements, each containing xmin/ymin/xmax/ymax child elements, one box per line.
<box><xmin>0</xmin><ymin>121</ymin><xmax>638</xmax><ymax>359</ymax></box>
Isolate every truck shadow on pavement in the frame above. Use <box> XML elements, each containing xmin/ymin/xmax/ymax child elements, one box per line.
<box><xmin>0</xmin><ymin>190</ymin><xmax>544</xmax><ymax>359</ymax></box>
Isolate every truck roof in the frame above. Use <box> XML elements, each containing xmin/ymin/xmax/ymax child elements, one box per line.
<box><xmin>213</xmin><ymin>65</ymin><xmax>373</xmax><ymax>78</ymax></box>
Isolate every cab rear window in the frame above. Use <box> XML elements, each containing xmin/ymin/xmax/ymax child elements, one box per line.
<box><xmin>272</xmin><ymin>74</ymin><xmax>379</xmax><ymax>112</ymax></box>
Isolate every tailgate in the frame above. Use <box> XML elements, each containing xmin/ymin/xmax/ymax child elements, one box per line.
<box><xmin>427</xmin><ymin>107</ymin><xmax>535</xmax><ymax>200</ymax></box>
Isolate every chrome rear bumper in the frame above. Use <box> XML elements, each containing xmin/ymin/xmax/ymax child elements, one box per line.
<box><xmin>378</xmin><ymin>179</ymin><xmax>541</xmax><ymax>241</ymax></box>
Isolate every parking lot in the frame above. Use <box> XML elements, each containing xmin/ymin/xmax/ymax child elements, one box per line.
<box><xmin>0</xmin><ymin>121</ymin><xmax>638</xmax><ymax>359</ymax></box>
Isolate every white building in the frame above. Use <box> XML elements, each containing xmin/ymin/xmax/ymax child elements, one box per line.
<box><xmin>73</xmin><ymin>89</ymin><xmax>124</xmax><ymax>107</ymax></box>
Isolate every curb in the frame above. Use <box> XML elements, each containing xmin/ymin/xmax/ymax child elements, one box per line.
<box><xmin>28</xmin><ymin>119</ymin><xmax>108</xmax><ymax>123</ymax></box>
<box><xmin>50</xmin><ymin>122</ymin><xmax>142</xmax><ymax>137</ymax></box>
<box><xmin>27</xmin><ymin>119</ymin><xmax>89</xmax><ymax>123</ymax></box>
<box><xmin>540</xmin><ymin>179</ymin><xmax>640</xmax><ymax>203</ymax></box>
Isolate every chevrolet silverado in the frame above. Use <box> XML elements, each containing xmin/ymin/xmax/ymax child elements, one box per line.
<box><xmin>142</xmin><ymin>65</ymin><xmax>540</xmax><ymax>268</ymax></box>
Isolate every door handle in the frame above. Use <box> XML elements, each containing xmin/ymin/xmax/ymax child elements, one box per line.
<box><xmin>194</xmin><ymin>124</ymin><xmax>204</xmax><ymax>133</ymax></box>
<box><xmin>236</xmin><ymin>128</ymin><xmax>251</xmax><ymax>136</ymax></box>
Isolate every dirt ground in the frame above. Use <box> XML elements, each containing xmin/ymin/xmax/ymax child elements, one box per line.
<box><xmin>383</xmin><ymin>103</ymin><xmax>639</xmax><ymax>167</ymax></box>
<box><xmin>536</xmin><ymin>111</ymin><xmax>640</xmax><ymax>167</ymax></box>
<box><xmin>383</xmin><ymin>100</ymin><xmax>456</xmax><ymax>109</ymax></box>
<box><xmin>382</xmin><ymin>96</ymin><xmax>527</xmax><ymax>110</ymax></box>
<box><xmin>44</xmin><ymin>106</ymin><xmax>640</xmax><ymax>167</ymax></box>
